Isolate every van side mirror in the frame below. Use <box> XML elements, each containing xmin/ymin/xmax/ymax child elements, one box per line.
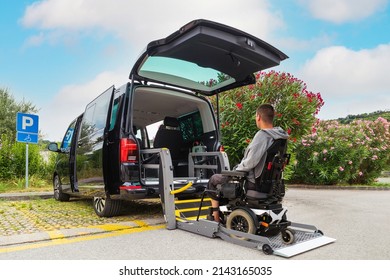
<box><xmin>48</xmin><ymin>142</ymin><xmax>59</xmax><ymax>152</ymax></box>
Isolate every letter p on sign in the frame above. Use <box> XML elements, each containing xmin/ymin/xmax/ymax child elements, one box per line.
<box><xmin>22</xmin><ymin>116</ymin><xmax>34</xmax><ymax>130</ymax></box>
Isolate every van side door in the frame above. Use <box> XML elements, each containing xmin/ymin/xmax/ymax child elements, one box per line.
<box><xmin>55</xmin><ymin>117</ymin><xmax>78</xmax><ymax>191</ymax></box>
<box><xmin>103</xmin><ymin>85</ymin><xmax>127</xmax><ymax>195</ymax></box>
<box><xmin>76</xmin><ymin>86</ymin><xmax>115</xmax><ymax>191</ymax></box>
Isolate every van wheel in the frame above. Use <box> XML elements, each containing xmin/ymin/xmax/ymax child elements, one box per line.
<box><xmin>93</xmin><ymin>196</ymin><xmax>122</xmax><ymax>217</ymax></box>
<box><xmin>53</xmin><ymin>175</ymin><xmax>70</xmax><ymax>202</ymax></box>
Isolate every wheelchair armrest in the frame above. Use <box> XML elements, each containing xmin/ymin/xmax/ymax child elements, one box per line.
<box><xmin>220</xmin><ymin>170</ymin><xmax>247</xmax><ymax>177</ymax></box>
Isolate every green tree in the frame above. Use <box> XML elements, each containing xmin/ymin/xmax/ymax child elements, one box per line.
<box><xmin>0</xmin><ymin>88</ymin><xmax>38</xmax><ymax>141</ymax></box>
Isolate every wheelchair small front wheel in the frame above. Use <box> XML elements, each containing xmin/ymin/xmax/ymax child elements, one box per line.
<box><xmin>226</xmin><ymin>209</ymin><xmax>256</xmax><ymax>239</ymax></box>
<box><xmin>281</xmin><ymin>228</ymin><xmax>295</xmax><ymax>245</ymax></box>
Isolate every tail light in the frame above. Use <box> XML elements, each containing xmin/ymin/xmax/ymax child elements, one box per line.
<box><xmin>120</xmin><ymin>138</ymin><xmax>138</xmax><ymax>163</ymax></box>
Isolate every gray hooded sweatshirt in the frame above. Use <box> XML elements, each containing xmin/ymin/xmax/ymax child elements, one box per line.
<box><xmin>235</xmin><ymin>127</ymin><xmax>289</xmax><ymax>183</ymax></box>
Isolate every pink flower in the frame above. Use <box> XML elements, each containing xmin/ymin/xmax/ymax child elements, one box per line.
<box><xmin>348</xmin><ymin>160</ymin><xmax>353</xmax><ymax>165</ymax></box>
<box><xmin>322</xmin><ymin>149</ymin><xmax>328</xmax><ymax>154</ymax></box>
<box><xmin>339</xmin><ymin>167</ymin><xmax>344</xmax><ymax>172</ymax></box>
<box><xmin>358</xmin><ymin>171</ymin><xmax>363</xmax><ymax>176</ymax></box>
<box><xmin>236</xmin><ymin>103</ymin><xmax>243</xmax><ymax>110</ymax></box>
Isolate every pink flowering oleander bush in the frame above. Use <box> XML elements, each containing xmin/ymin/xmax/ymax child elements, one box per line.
<box><xmin>209</xmin><ymin>71</ymin><xmax>324</xmax><ymax>167</ymax></box>
<box><xmin>290</xmin><ymin>118</ymin><xmax>390</xmax><ymax>184</ymax></box>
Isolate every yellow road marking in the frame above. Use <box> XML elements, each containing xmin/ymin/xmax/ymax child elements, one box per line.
<box><xmin>88</xmin><ymin>224</ymin><xmax>131</xmax><ymax>231</ymax></box>
<box><xmin>0</xmin><ymin>222</ymin><xmax>165</xmax><ymax>254</ymax></box>
<box><xmin>47</xmin><ymin>230</ymin><xmax>65</xmax><ymax>239</ymax></box>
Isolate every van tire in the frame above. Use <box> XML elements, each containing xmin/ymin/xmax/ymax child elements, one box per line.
<box><xmin>93</xmin><ymin>196</ymin><xmax>122</xmax><ymax>217</ymax></box>
<box><xmin>53</xmin><ymin>175</ymin><xmax>70</xmax><ymax>202</ymax></box>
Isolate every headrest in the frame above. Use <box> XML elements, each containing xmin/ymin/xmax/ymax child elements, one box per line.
<box><xmin>163</xmin><ymin>117</ymin><xmax>179</xmax><ymax>128</ymax></box>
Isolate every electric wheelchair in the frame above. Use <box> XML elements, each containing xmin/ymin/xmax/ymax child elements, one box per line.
<box><xmin>205</xmin><ymin>138</ymin><xmax>294</xmax><ymax>244</ymax></box>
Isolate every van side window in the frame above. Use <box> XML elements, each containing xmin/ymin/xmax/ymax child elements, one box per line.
<box><xmin>178</xmin><ymin>111</ymin><xmax>203</xmax><ymax>143</ymax></box>
<box><xmin>109</xmin><ymin>97</ymin><xmax>120</xmax><ymax>131</ymax></box>
<box><xmin>61</xmin><ymin>119</ymin><xmax>77</xmax><ymax>151</ymax></box>
<box><xmin>80</xmin><ymin>103</ymin><xmax>96</xmax><ymax>139</ymax></box>
<box><xmin>80</xmin><ymin>89</ymin><xmax>112</xmax><ymax>138</ymax></box>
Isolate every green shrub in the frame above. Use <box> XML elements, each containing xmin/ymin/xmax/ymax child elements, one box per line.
<box><xmin>291</xmin><ymin>118</ymin><xmax>390</xmax><ymax>184</ymax></box>
<box><xmin>0</xmin><ymin>135</ymin><xmax>53</xmax><ymax>181</ymax></box>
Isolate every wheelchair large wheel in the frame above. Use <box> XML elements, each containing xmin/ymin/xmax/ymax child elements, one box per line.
<box><xmin>226</xmin><ymin>209</ymin><xmax>256</xmax><ymax>239</ymax></box>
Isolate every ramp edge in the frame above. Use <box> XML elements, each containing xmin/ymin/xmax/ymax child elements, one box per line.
<box><xmin>273</xmin><ymin>235</ymin><xmax>336</xmax><ymax>258</ymax></box>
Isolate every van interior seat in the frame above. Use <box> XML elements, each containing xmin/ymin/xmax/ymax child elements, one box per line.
<box><xmin>153</xmin><ymin>117</ymin><xmax>186</xmax><ymax>161</ymax></box>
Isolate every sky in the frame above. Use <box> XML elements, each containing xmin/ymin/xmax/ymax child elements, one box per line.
<box><xmin>1</xmin><ymin>0</ymin><xmax>389</xmax><ymax>141</ymax></box>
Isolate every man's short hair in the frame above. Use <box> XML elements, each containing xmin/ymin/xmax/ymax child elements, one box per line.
<box><xmin>256</xmin><ymin>104</ymin><xmax>274</xmax><ymax>124</ymax></box>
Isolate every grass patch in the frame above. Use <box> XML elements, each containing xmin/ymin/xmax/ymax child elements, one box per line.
<box><xmin>0</xmin><ymin>176</ymin><xmax>52</xmax><ymax>193</ymax></box>
<box><xmin>372</xmin><ymin>182</ymin><xmax>390</xmax><ymax>188</ymax></box>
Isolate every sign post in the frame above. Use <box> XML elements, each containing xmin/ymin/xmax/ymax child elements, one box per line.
<box><xmin>16</xmin><ymin>113</ymin><xmax>39</xmax><ymax>188</ymax></box>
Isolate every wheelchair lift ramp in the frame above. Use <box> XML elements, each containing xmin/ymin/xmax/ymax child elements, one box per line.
<box><xmin>267</xmin><ymin>229</ymin><xmax>336</xmax><ymax>258</ymax></box>
<box><xmin>156</xmin><ymin>148</ymin><xmax>335</xmax><ymax>258</ymax></box>
<box><xmin>272</xmin><ymin>234</ymin><xmax>335</xmax><ymax>258</ymax></box>
<box><xmin>178</xmin><ymin>219</ymin><xmax>335</xmax><ymax>258</ymax></box>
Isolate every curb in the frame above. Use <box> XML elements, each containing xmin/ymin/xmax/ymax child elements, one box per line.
<box><xmin>0</xmin><ymin>192</ymin><xmax>53</xmax><ymax>201</ymax></box>
<box><xmin>287</xmin><ymin>184</ymin><xmax>390</xmax><ymax>191</ymax></box>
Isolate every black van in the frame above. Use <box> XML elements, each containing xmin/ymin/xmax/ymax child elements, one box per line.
<box><xmin>48</xmin><ymin>19</ymin><xmax>287</xmax><ymax>217</ymax></box>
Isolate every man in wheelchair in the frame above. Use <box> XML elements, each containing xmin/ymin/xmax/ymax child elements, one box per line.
<box><xmin>206</xmin><ymin>104</ymin><xmax>291</xmax><ymax>238</ymax></box>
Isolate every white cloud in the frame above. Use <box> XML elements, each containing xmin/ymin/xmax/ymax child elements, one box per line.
<box><xmin>298</xmin><ymin>44</ymin><xmax>390</xmax><ymax>119</ymax></box>
<box><xmin>23</xmin><ymin>32</ymin><xmax>45</xmax><ymax>47</ymax></box>
<box><xmin>20</xmin><ymin>0</ymin><xmax>284</xmax><ymax>48</ymax></box>
<box><xmin>277</xmin><ymin>33</ymin><xmax>334</xmax><ymax>52</ymax></box>
<box><xmin>40</xmin><ymin>69</ymin><xmax>127</xmax><ymax>141</ymax></box>
<box><xmin>298</xmin><ymin>0</ymin><xmax>388</xmax><ymax>23</ymax></box>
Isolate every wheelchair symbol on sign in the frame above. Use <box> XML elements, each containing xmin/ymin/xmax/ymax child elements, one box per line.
<box><xmin>24</xmin><ymin>135</ymin><xmax>32</xmax><ymax>142</ymax></box>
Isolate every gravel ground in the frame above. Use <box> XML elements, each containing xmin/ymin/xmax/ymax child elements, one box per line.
<box><xmin>0</xmin><ymin>198</ymin><xmax>163</xmax><ymax>236</ymax></box>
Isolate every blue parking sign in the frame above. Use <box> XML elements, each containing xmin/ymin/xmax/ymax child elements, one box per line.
<box><xmin>17</xmin><ymin>113</ymin><xmax>39</xmax><ymax>133</ymax></box>
<box><xmin>16</xmin><ymin>113</ymin><xmax>39</xmax><ymax>144</ymax></box>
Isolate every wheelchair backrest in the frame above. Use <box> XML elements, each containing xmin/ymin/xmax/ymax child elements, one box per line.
<box><xmin>254</xmin><ymin>138</ymin><xmax>289</xmax><ymax>197</ymax></box>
